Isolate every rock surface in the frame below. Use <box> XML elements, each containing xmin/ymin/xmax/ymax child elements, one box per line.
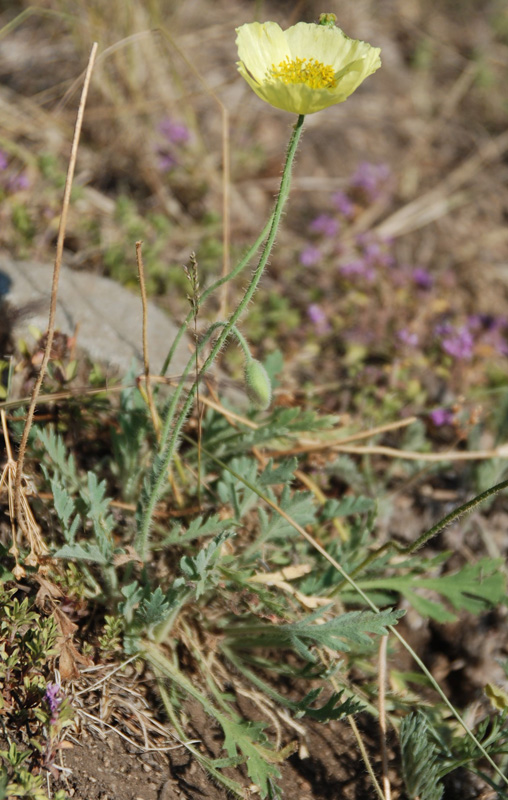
<box><xmin>0</xmin><ymin>257</ymin><xmax>190</xmax><ymax>376</ymax></box>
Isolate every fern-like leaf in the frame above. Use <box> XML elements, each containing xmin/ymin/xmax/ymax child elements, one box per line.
<box><xmin>400</xmin><ymin>712</ymin><xmax>443</xmax><ymax>800</ymax></box>
<box><xmin>179</xmin><ymin>530</ymin><xmax>235</xmax><ymax>598</ymax></box>
<box><xmin>225</xmin><ymin>607</ymin><xmax>404</xmax><ymax>662</ymax></box>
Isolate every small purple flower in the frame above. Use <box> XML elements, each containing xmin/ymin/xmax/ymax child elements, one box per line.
<box><xmin>7</xmin><ymin>172</ymin><xmax>30</xmax><ymax>191</ymax></box>
<box><xmin>299</xmin><ymin>245</ymin><xmax>322</xmax><ymax>267</ymax></box>
<box><xmin>430</xmin><ymin>408</ymin><xmax>454</xmax><ymax>426</ymax></box>
<box><xmin>351</xmin><ymin>162</ymin><xmax>391</xmax><ymax>202</ymax></box>
<box><xmin>362</xmin><ymin>240</ymin><xmax>382</xmax><ymax>261</ymax></box>
<box><xmin>157</xmin><ymin>151</ymin><xmax>177</xmax><ymax>172</ymax></box>
<box><xmin>309</xmin><ymin>213</ymin><xmax>339</xmax><ymax>238</ymax></box>
<box><xmin>340</xmin><ymin>259</ymin><xmax>376</xmax><ymax>282</ymax></box>
<box><xmin>493</xmin><ymin>336</ymin><xmax>508</xmax><ymax>356</ymax></box>
<box><xmin>356</xmin><ymin>234</ymin><xmax>394</xmax><ymax>268</ymax></box>
<box><xmin>45</xmin><ymin>683</ymin><xmax>62</xmax><ymax>724</ymax></box>
<box><xmin>439</xmin><ymin>324</ymin><xmax>474</xmax><ymax>360</ymax></box>
<box><xmin>332</xmin><ymin>190</ymin><xmax>354</xmax><ymax>218</ymax></box>
<box><xmin>0</xmin><ymin>150</ymin><xmax>8</xmax><ymax>171</ymax></box>
<box><xmin>307</xmin><ymin>303</ymin><xmax>330</xmax><ymax>335</ymax></box>
<box><xmin>412</xmin><ymin>267</ymin><xmax>433</xmax><ymax>290</ymax></box>
<box><xmin>158</xmin><ymin>118</ymin><xmax>190</xmax><ymax>145</ymax></box>
<box><xmin>397</xmin><ymin>329</ymin><xmax>419</xmax><ymax>347</ymax></box>
<box><xmin>468</xmin><ymin>315</ymin><xmax>508</xmax><ymax>356</ymax></box>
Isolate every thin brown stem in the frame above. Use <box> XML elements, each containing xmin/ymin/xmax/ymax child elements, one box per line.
<box><xmin>14</xmin><ymin>42</ymin><xmax>98</xmax><ymax>529</ymax></box>
<box><xmin>347</xmin><ymin>716</ymin><xmax>385</xmax><ymax>800</ymax></box>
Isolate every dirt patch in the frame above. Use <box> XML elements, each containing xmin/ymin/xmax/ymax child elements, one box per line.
<box><xmin>63</xmin><ymin>730</ymin><xmax>169</xmax><ymax>800</ymax></box>
<box><xmin>61</xmin><ymin>708</ymin><xmax>401</xmax><ymax>800</ymax></box>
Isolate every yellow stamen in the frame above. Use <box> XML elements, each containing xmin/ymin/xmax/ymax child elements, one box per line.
<box><xmin>270</xmin><ymin>56</ymin><xmax>337</xmax><ymax>90</ymax></box>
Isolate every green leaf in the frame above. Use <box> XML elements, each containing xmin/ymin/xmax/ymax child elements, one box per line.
<box><xmin>244</xmin><ymin>486</ymin><xmax>316</xmax><ymax>556</ymax></box>
<box><xmin>220</xmin><ymin>716</ymin><xmax>284</xmax><ymax>798</ymax></box>
<box><xmin>355</xmin><ymin>557</ymin><xmax>505</xmax><ymax>622</ymax></box>
<box><xmin>400</xmin><ymin>712</ymin><xmax>444</xmax><ymax>800</ymax></box>
<box><xmin>119</xmin><ymin>581</ymin><xmax>144</xmax><ymax>623</ymax></box>
<box><xmin>137</xmin><ymin>587</ymin><xmax>172</xmax><ymax>632</ymax></box>
<box><xmin>53</xmin><ymin>542</ymin><xmax>108</xmax><ymax>564</ymax></box>
<box><xmin>320</xmin><ymin>495</ymin><xmax>375</xmax><ymax>518</ymax></box>
<box><xmin>179</xmin><ymin>530</ymin><xmax>235</xmax><ymax>598</ymax></box>
<box><xmin>217</xmin><ymin>456</ymin><xmax>259</xmax><ymax>519</ymax></box>
<box><xmin>51</xmin><ymin>481</ymin><xmax>75</xmax><ymax>530</ymax></box>
<box><xmin>38</xmin><ymin>427</ymin><xmax>79</xmax><ymax>488</ymax></box>
<box><xmin>258</xmin><ymin>458</ymin><xmax>298</xmax><ymax>487</ymax></box>
<box><xmin>226</xmin><ymin>607</ymin><xmax>404</xmax><ymax>662</ymax></box>
<box><xmin>163</xmin><ymin>513</ymin><xmax>236</xmax><ymax>546</ymax></box>
<box><xmin>80</xmin><ymin>472</ymin><xmax>115</xmax><ymax>562</ymax></box>
<box><xmin>294</xmin><ymin>688</ymin><xmax>364</xmax><ymax>721</ymax></box>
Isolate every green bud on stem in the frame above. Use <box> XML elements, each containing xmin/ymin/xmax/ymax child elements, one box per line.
<box><xmin>244</xmin><ymin>359</ymin><xmax>272</xmax><ymax>410</ymax></box>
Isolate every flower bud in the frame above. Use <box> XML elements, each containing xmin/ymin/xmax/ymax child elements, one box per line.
<box><xmin>318</xmin><ymin>13</ymin><xmax>337</xmax><ymax>27</ymax></box>
<box><xmin>244</xmin><ymin>359</ymin><xmax>272</xmax><ymax>410</ymax></box>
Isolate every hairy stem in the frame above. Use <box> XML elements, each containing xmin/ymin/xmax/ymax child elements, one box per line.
<box><xmin>135</xmin><ymin>115</ymin><xmax>305</xmax><ymax>559</ymax></box>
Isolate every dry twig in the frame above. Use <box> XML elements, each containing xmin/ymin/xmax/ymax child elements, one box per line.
<box><xmin>13</xmin><ymin>42</ymin><xmax>98</xmax><ymax>544</ymax></box>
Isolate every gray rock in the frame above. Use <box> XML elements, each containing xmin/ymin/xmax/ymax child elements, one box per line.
<box><xmin>0</xmin><ymin>257</ymin><xmax>191</xmax><ymax>376</ymax></box>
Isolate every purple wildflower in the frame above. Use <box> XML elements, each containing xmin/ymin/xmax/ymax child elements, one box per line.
<box><xmin>412</xmin><ymin>267</ymin><xmax>433</xmax><ymax>289</ymax></box>
<box><xmin>157</xmin><ymin>151</ymin><xmax>177</xmax><ymax>172</ymax></box>
<box><xmin>438</xmin><ymin>324</ymin><xmax>474</xmax><ymax>360</ymax></box>
<box><xmin>299</xmin><ymin>245</ymin><xmax>322</xmax><ymax>267</ymax></box>
<box><xmin>362</xmin><ymin>240</ymin><xmax>382</xmax><ymax>261</ymax></box>
<box><xmin>397</xmin><ymin>329</ymin><xmax>419</xmax><ymax>347</ymax></box>
<box><xmin>45</xmin><ymin>683</ymin><xmax>62</xmax><ymax>724</ymax></box>
<box><xmin>468</xmin><ymin>313</ymin><xmax>504</xmax><ymax>332</ymax></box>
<box><xmin>430</xmin><ymin>408</ymin><xmax>454</xmax><ymax>426</ymax></box>
<box><xmin>307</xmin><ymin>303</ymin><xmax>331</xmax><ymax>335</ymax></box>
<box><xmin>351</xmin><ymin>162</ymin><xmax>391</xmax><ymax>202</ymax></box>
<box><xmin>331</xmin><ymin>190</ymin><xmax>354</xmax><ymax>218</ymax></box>
<box><xmin>7</xmin><ymin>172</ymin><xmax>30</xmax><ymax>191</ymax></box>
<box><xmin>340</xmin><ymin>259</ymin><xmax>376</xmax><ymax>282</ymax></box>
<box><xmin>309</xmin><ymin>214</ymin><xmax>339</xmax><ymax>238</ymax></box>
<box><xmin>356</xmin><ymin>233</ymin><xmax>394</xmax><ymax>268</ymax></box>
<box><xmin>469</xmin><ymin>314</ymin><xmax>508</xmax><ymax>355</ymax></box>
<box><xmin>0</xmin><ymin>150</ymin><xmax>8</xmax><ymax>171</ymax></box>
<box><xmin>158</xmin><ymin>117</ymin><xmax>190</xmax><ymax>144</ymax></box>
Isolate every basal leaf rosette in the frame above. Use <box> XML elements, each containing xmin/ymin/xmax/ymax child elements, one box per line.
<box><xmin>236</xmin><ymin>19</ymin><xmax>381</xmax><ymax>115</ymax></box>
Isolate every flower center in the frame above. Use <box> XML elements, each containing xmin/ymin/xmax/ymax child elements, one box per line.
<box><xmin>269</xmin><ymin>56</ymin><xmax>337</xmax><ymax>90</ymax></box>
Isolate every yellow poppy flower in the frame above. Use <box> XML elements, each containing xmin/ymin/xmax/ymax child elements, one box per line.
<box><xmin>236</xmin><ymin>18</ymin><xmax>381</xmax><ymax>115</ymax></box>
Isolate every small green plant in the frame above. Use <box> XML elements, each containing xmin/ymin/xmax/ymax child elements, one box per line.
<box><xmin>0</xmin><ymin>589</ymin><xmax>73</xmax><ymax>799</ymax></box>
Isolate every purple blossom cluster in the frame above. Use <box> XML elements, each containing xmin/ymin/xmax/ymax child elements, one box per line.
<box><xmin>433</xmin><ymin>315</ymin><xmax>508</xmax><ymax>362</ymax></box>
<box><xmin>155</xmin><ymin>117</ymin><xmax>191</xmax><ymax>173</ymax></box>
<box><xmin>430</xmin><ymin>407</ymin><xmax>455</xmax><ymax>426</ymax></box>
<box><xmin>299</xmin><ymin>245</ymin><xmax>322</xmax><ymax>267</ymax></box>
<box><xmin>350</xmin><ymin>161</ymin><xmax>391</xmax><ymax>202</ymax></box>
<box><xmin>397</xmin><ymin>329</ymin><xmax>419</xmax><ymax>347</ymax></box>
<box><xmin>297</xmin><ymin>159</ymin><xmax>508</xmax><ymax>378</ymax></box>
<box><xmin>469</xmin><ymin>314</ymin><xmax>508</xmax><ymax>356</ymax></box>
<box><xmin>435</xmin><ymin>322</ymin><xmax>475</xmax><ymax>361</ymax></box>
<box><xmin>339</xmin><ymin>233</ymin><xmax>394</xmax><ymax>283</ymax></box>
<box><xmin>0</xmin><ymin>149</ymin><xmax>30</xmax><ymax>192</ymax></box>
<box><xmin>309</xmin><ymin>213</ymin><xmax>339</xmax><ymax>238</ymax></box>
<box><xmin>332</xmin><ymin>190</ymin><xmax>354</xmax><ymax>219</ymax></box>
<box><xmin>300</xmin><ymin>161</ymin><xmax>393</xmax><ymax>279</ymax></box>
<box><xmin>412</xmin><ymin>267</ymin><xmax>433</xmax><ymax>290</ymax></box>
<box><xmin>45</xmin><ymin>682</ymin><xmax>62</xmax><ymax>725</ymax></box>
<box><xmin>307</xmin><ymin>303</ymin><xmax>330</xmax><ymax>335</ymax></box>
<box><xmin>330</xmin><ymin>161</ymin><xmax>390</xmax><ymax>219</ymax></box>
